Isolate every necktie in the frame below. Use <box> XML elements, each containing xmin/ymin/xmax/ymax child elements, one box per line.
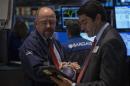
<box><xmin>48</xmin><ymin>39</ymin><xmax>61</xmax><ymax>70</ymax></box>
<box><xmin>77</xmin><ymin>37</ymin><xmax>97</xmax><ymax>84</ymax></box>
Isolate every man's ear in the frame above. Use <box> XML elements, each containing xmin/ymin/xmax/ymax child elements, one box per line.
<box><xmin>96</xmin><ymin>14</ymin><xmax>101</xmax><ymax>21</ymax></box>
<box><xmin>95</xmin><ymin>14</ymin><xmax>102</xmax><ymax>24</ymax></box>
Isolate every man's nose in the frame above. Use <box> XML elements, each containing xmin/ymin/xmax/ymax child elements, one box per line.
<box><xmin>46</xmin><ymin>22</ymin><xmax>51</xmax><ymax>28</ymax></box>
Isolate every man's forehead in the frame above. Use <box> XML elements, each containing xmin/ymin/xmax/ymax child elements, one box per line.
<box><xmin>79</xmin><ymin>15</ymin><xmax>89</xmax><ymax>21</ymax></box>
<box><xmin>38</xmin><ymin>7</ymin><xmax>55</xmax><ymax>16</ymax></box>
<box><xmin>37</xmin><ymin>15</ymin><xmax>56</xmax><ymax>21</ymax></box>
<box><xmin>37</xmin><ymin>10</ymin><xmax>56</xmax><ymax>19</ymax></box>
<box><xmin>79</xmin><ymin>15</ymin><xmax>87</xmax><ymax>19</ymax></box>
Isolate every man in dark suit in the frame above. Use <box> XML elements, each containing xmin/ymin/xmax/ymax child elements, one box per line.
<box><xmin>51</xmin><ymin>0</ymin><xmax>129</xmax><ymax>86</ymax></box>
<box><xmin>19</xmin><ymin>7</ymin><xmax>65</xmax><ymax>86</ymax></box>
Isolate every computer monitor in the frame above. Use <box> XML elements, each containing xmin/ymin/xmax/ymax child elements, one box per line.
<box><xmin>115</xmin><ymin>0</ymin><xmax>130</xmax><ymax>5</ymax></box>
<box><xmin>61</xmin><ymin>6</ymin><xmax>79</xmax><ymax>30</ymax></box>
<box><xmin>114</xmin><ymin>6</ymin><xmax>130</xmax><ymax>31</ymax></box>
<box><xmin>121</xmin><ymin>0</ymin><xmax>130</xmax><ymax>3</ymax></box>
<box><xmin>119</xmin><ymin>32</ymin><xmax>130</xmax><ymax>57</ymax></box>
<box><xmin>101</xmin><ymin>0</ymin><xmax>113</xmax><ymax>7</ymax></box>
<box><xmin>55</xmin><ymin>7</ymin><xmax>62</xmax><ymax>31</ymax></box>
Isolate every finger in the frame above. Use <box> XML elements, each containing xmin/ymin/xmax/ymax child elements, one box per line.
<box><xmin>57</xmin><ymin>75</ymin><xmax>65</xmax><ymax>81</ymax></box>
<box><xmin>62</xmin><ymin>62</ymin><xmax>67</xmax><ymax>65</ymax></box>
<box><xmin>50</xmin><ymin>76</ymin><xmax>61</xmax><ymax>85</ymax></box>
<box><xmin>58</xmin><ymin>76</ymin><xmax>70</xmax><ymax>83</ymax></box>
<box><xmin>59</xmin><ymin>63</ymin><xmax>63</xmax><ymax>69</ymax></box>
<box><xmin>55</xmin><ymin>76</ymin><xmax>73</xmax><ymax>85</ymax></box>
<box><xmin>61</xmin><ymin>77</ymin><xmax>72</xmax><ymax>84</ymax></box>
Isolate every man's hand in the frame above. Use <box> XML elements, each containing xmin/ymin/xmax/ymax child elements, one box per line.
<box><xmin>51</xmin><ymin>76</ymin><xmax>72</xmax><ymax>86</ymax></box>
<box><xmin>70</xmin><ymin>62</ymin><xmax>80</xmax><ymax>70</ymax></box>
<box><xmin>59</xmin><ymin>62</ymin><xmax>68</xmax><ymax>69</ymax></box>
<box><xmin>60</xmin><ymin>62</ymin><xmax>80</xmax><ymax>70</ymax></box>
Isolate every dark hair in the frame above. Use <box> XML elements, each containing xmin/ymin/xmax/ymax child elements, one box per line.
<box><xmin>13</xmin><ymin>19</ymin><xmax>28</xmax><ymax>39</ymax></box>
<box><xmin>77</xmin><ymin>0</ymin><xmax>107</xmax><ymax>21</ymax></box>
<box><xmin>67</xmin><ymin>23</ymin><xmax>81</xmax><ymax>36</ymax></box>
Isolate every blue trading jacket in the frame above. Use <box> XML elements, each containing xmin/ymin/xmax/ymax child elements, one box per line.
<box><xmin>19</xmin><ymin>30</ymin><xmax>64</xmax><ymax>86</ymax></box>
<box><xmin>63</xmin><ymin>36</ymin><xmax>92</xmax><ymax>66</ymax></box>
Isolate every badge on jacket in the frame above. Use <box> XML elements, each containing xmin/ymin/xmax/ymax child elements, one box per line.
<box><xmin>25</xmin><ymin>50</ymin><xmax>33</xmax><ymax>55</ymax></box>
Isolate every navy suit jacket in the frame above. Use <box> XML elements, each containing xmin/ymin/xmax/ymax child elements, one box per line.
<box><xmin>78</xmin><ymin>25</ymin><xmax>129</xmax><ymax>86</ymax></box>
<box><xmin>19</xmin><ymin>30</ymin><xmax>64</xmax><ymax>86</ymax></box>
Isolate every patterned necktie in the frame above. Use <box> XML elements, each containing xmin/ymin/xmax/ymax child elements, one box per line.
<box><xmin>77</xmin><ymin>37</ymin><xmax>97</xmax><ymax>84</ymax></box>
<box><xmin>47</xmin><ymin>39</ymin><xmax>61</xmax><ymax>70</ymax></box>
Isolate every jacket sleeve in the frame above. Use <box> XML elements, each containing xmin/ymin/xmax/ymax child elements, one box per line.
<box><xmin>77</xmin><ymin>39</ymin><xmax>128</xmax><ymax>86</ymax></box>
<box><xmin>19</xmin><ymin>45</ymin><xmax>53</xmax><ymax>83</ymax></box>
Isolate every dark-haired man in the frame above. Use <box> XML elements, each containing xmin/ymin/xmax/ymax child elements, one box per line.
<box><xmin>51</xmin><ymin>0</ymin><xmax>129</xmax><ymax>86</ymax></box>
<box><xmin>63</xmin><ymin>23</ymin><xmax>91</xmax><ymax>66</ymax></box>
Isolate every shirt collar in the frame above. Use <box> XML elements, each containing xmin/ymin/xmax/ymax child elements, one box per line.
<box><xmin>96</xmin><ymin>22</ymin><xmax>109</xmax><ymax>43</ymax></box>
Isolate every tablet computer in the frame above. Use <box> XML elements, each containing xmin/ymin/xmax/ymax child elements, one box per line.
<box><xmin>42</xmin><ymin>66</ymin><xmax>75</xmax><ymax>82</ymax></box>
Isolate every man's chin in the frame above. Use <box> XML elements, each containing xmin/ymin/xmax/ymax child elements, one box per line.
<box><xmin>87</xmin><ymin>34</ymin><xmax>92</xmax><ymax>37</ymax></box>
<box><xmin>88</xmin><ymin>34</ymin><xmax>94</xmax><ymax>37</ymax></box>
<box><xmin>87</xmin><ymin>32</ymin><xmax>95</xmax><ymax>37</ymax></box>
<box><xmin>45</xmin><ymin>33</ymin><xmax>53</xmax><ymax>38</ymax></box>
